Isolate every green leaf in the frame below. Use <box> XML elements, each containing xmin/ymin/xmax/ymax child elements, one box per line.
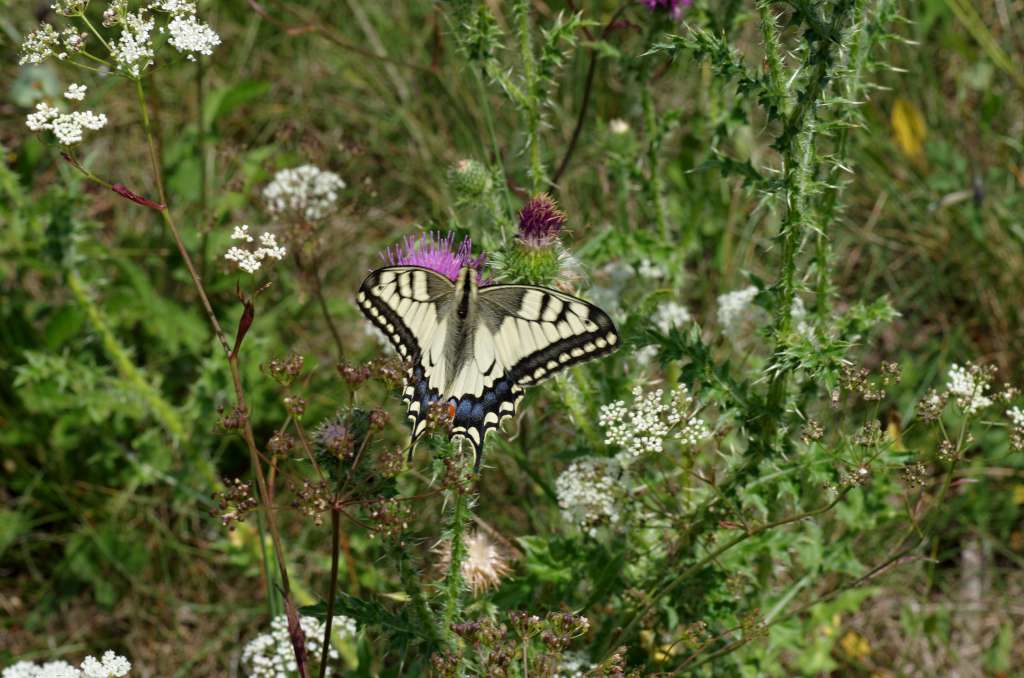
<box><xmin>0</xmin><ymin>509</ymin><xmax>29</xmax><ymax>560</ymax></box>
<box><xmin>203</xmin><ymin>80</ymin><xmax>271</xmax><ymax>129</ymax></box>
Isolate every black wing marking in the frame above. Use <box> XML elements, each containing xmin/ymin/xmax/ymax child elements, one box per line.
<box><xmin>356</xmin><ymin>266</ymin><xmax>454</xmax><ymax>443</ymax></box>
<box><xmin>445</xmin><ymin>284</ymin><xmax>619</xmax><ymax>469</ymax></box>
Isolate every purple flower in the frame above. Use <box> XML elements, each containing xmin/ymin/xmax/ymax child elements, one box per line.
<box><xmin>381</xmin><ymin>231</ymin><xmax>492</xmax><ymax>285</ymax></box>
<box><xmin>639</xmin><ymin>0</ymin><xmax>690</xmax><ymax>19</ymax></box>
<box><xmin>517</xmin><ymin>194</ymin><xmax>566</xmax><ymax>247</ymax></box>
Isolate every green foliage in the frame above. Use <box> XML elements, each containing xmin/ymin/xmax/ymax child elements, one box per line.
<box><xmin>3</xmin><ymin>0</ymin><xmax>1024</xmax><ymax>675</ymax></box>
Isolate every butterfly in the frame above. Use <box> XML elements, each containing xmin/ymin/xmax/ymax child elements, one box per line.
<box><xmin>357</xmin><ymin>265</ymin><xmax>619</xmax><ymax>470</ymax></box>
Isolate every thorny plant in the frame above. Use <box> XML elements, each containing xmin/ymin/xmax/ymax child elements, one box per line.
<box><xmin>8</xmin><ymin>0</ymin><xmax>1024</xmax><ymax>676</ymax></box>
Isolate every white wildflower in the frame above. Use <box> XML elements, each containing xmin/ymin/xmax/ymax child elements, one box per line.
<box><xmin>60</xmin><ymin>28</ymin><xmax>88</xmax><ymax>57</ymax></box>
<box><xmin>3</xmin><ymin>652</ymin><xmax>131</xmax><ymax>678</ymax></box>
<box><xmin>231</xmin><ymin>224</ymin><xmax>254</xmax><ymax>242</ymax></box>
<box><xmin>637</xmin><ymin>258</ymin><xmax>664</xmax><ymax>279</ymax></box>
<box><xmin>103</xmin><ymin>0</ymin><xmax>127</xmax><ymax>26</ymax></box>
<box><xmin>18</xmin><ymin>23</ymin><xmax>60</xmax><ymax>65</ymax></box>
<box><xmin>26</xmin><ymin>102</ymin><xmax>60</xmax><ymax>131</ymax></box>
<box><xmin>165</xmin><ymin>15</ymin><xmax>221</xmax><ymax>60</ymax></box>
<box><xmin>555</xmin><ymin>457</ymin><xmax>624</xmax><ymax>537</ymax></box>
<box><xmin>263</xmin><ymin>165</ymin><xmax>346</xmax><ymax>222</ymax></box>
<box><xmin>242</xmin><ymin>614</ymin><xmax>353</xmax><ymax>678</ymax></box>
<box><xmin>79</xmin><ymin>652</ymin><xmax>131</xmax><ymax>678</ymax></box>
<box><xmin>716</xmin><ymin>286</ymin><xmax>764</xmax><ymax>337</ymax></box>
<box><xmin>50</xmin><ymin>1</ymin><xmax>88</xmax><ymax>15</ymax></box>
<box><xmin>555</xmin><ymin>651</ymin><xmax>594</xmax><ymax>677</ymax></box>
<box><xmin>26</xmin><ymin>103</ymin><xmax>107</xmax><ymax>146</ymax></box>
<box><xmin>599</xmin><ymin>384</ymin><xmax>711</xmax><ymax>460</ymax></box>
<box><xmin>149</xmin><ymin>0</ymin><xmax>196</xmax><ymax>14</ymax></box>
<box><xmin>258</xmin><ymin>231</ymin><xmax>287</xmax><ymax>260</ymax></box>
<box><xmin>224</xmin><ymin>227</ymin><xmax>287</xmax><ymax>274</ymax></box>
<box><xmin>947</xmin><ymin>363</ymin><xmax>992</xmax><ymax>414</ymax></box>
<box><xmin>111</xmin><ymin>11</ymin><xmax>155</xmax><ymax>77</ymax></box>
<box><xmin>1008</xmin><ymin>406</ymin><xmax>1024</xmax><ymax>450</ymax></box>
<box><xmin>653</xmin><ymin>301</ymin><xmax>691</xmax><ymax>334</ymax></box>
<box><xmin>608</xmin><ymin>119</ymin><xmax>630</xmax><ymax>135</ymax></box>
<box><xmin>634</xmin><ymin>345</ymin><xmax>659</xmax><ymax>367</ymax></box>
<box><xmin>64</xmin><ymin>84</ymin><xmax>88</xmax><ymax>101</ymax></box>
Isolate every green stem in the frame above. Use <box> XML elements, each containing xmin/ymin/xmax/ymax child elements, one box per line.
<box><xmin>443</xmin><ymin>485</ymin><xmax>469</xmax><ymax>646</ymax></box>
<box><xmin>399</xmin><ymin>551</ymin><xmax>443</xmax><ymax>645</ymax></box>
<box><xmin>79</xmin><ymin>13</ymin><xmax>113</xmax><ymax>54</ymax></box>
<box><xmin>515</xmin><ymin>0</ymin><xmax>545</xmax><ymax>193</ymax></box>
<box><xmin>135</xmin><ymin>78</ymin><xmax>167</xmax><ymax>207</ymax></box>
<box><xmin>319</xmin><ymin>510</ymin><xmax>342</xmax><ymax>678</ymax></box>
<box><xmin>472</xmin><ymin>67</ymin><xmax>514</xmax><ymax>231</ymax></box>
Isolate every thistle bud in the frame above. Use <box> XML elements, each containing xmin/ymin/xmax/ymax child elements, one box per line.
<box><xmin>447</xmin><ymin>159</ymin><xmax>492</xmax><ymax>199</ymax></box>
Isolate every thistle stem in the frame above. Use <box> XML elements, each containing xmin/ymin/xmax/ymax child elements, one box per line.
<box><xmin>318</xmin><ymin>509</ymin><xmax>342</xmax><ymax>678</ymax></box>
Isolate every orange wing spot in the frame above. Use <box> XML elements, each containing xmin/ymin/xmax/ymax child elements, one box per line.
<box><xmin>447</xmin><ymin>402</ymin><xmax>457</xmax><ymax>419</ymax></box>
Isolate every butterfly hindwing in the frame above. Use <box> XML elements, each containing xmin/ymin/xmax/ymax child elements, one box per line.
<box><xmin>444</xmin><ymin>284</ymin><xmax>619</xmax><ymax>459</ymax></box>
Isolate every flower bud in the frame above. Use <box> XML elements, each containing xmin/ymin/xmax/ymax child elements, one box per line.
<box><xmin>447</xmin><ymin>159</ymin><xmax>492</xmax><ymax>199</ymax></box>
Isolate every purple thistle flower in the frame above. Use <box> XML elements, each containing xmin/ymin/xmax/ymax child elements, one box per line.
<box><xmin>517</xmin><ymin>194</ymin><xmax>566</xmax><ymax>247</ymax></box>
<box><xmin>639</xmin><ymin>0</ymin><xmax>690</xmax><ymax>20</ymax></box>
<box><xmin>381</xmin><ymin>231</ymin><xmax>492</xmax><ymax>285</ymax></box>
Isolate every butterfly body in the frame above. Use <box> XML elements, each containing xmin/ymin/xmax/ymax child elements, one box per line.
<box><xmin>357</xmin><ymin>265</ymin><xmax>618</xmax><ymax>470</ymax></box>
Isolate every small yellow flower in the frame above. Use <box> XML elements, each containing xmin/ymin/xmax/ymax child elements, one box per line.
<box><xmin>1012</xmin><ymin>484</ymin><xmax>1024</xmax><ymax>505</ymax></box>
<box><xmin>840</xmin><ymin>630</ymin><xmax>871</xmax><ymax>660</ymax></box>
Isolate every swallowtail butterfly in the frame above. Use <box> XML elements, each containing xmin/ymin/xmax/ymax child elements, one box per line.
<box><xmin>357</xmin><ymin>265</ymin><xmax>619</xmax><ymax>470</ymax></box>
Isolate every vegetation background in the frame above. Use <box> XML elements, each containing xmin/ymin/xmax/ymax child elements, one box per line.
<box><xmin>1</xmin><ymin>0</ymin><xmax>1023</xmax><ymax>675</ymax></box>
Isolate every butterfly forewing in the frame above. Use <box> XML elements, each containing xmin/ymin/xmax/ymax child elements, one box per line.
<box><xmin>477</xmin><ymin>285</ymin><xmax>619</xmax><ymax>387</ymax></box>
<box><xmin>357</xmin><ymin>266</ymin><xmax>455</xmax><ymax>437</ymax></box>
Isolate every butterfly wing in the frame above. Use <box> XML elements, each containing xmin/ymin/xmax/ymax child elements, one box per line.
<box><xmin>445</xmin><ymin>284</ymin><xmax>620</xmax><ymax>465</ymax></box>
<box><xmin>356</xmin><ymin>266</ymin><xmax>455</xmax><ymax>440</ymax></box>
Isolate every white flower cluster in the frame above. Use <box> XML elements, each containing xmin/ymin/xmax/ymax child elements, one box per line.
<box><xmin>224</xmin><ymin>225</ymin><xmax>287</xmax><ymax>274</ymax></box>
<box><xmin>1008</xmin><ymin>406</ymin><xmax>1024</xmax><ymax>449</ymax></box>
<box><xmin>164</xmin><ymin>14</ymin><xmax>222</xmax><ymax>60</ymax></box>
<box><xmin>20</xmin><ymin>25</ymin><xmax>50</xmax><ymax>62</ymax></box>
<box><xmin>555</xmin><ymin>457</ymin><xmax>624</xmax><ymax>537</ymax></box>
<box><xmin>555</xmin><ymin>651</ymin><xmax>594</xmax><ymax>677</ymax></box>
<box><xmin>262</xmin><ymin>165</ymin><xmax>347</xmax><ymax>222</ymax></box>
<box><xmin>111</xmin><ymin>11</ymin><xmax>156</xmax><ymax>77</ymax></box>
<box><xmin>25</xmin><ymin>101</ymin><xmax>107</xmax><ymax>145</ymax></box>
<box><xmin>947</xmin><ymin>363</ymin><xmax>992</xmax><ymax>414</ymax></box>
<box><xmin>50</xmin><ymin>1</ymin><xmax>89</xmax><ymax>16</ymax></box>
<box><xmin>241</xmin><ymin>614</ymin><xmax>354</xmax><ymax>678</ymax></box>
<box><xmin>20</xmin><ymin>0</ymin><xmax>218</xmax><ymax>77</ymax></box>
<box><xmin>634</xmin><ymin>301</ymin><xmax>693</xmax><ymax>367</ymax></box>
<box><xmin>608</xmin><ymin>118</ymin><xmax>630</xmax><ymax>135</ymax></box>
<box><xmin>63</xmin><ymin>83</ymin><xmax>88</xmax><ymax>101</ymax></box>
<box><xmin>150</xmin><ymin>0</ymin><xmax>196</xmax><ymax>13</ymax></box>
<box><xmin>654</xmin><ymin>301</ymin><xmax>691</xmax><ymax>334</ymax></box>
<box><xmin>3</xmin><ymin>651</ymin><xmax>131</xmax><ymax>678</ymax></box>
<box><xmin>599</xmin><ymin>384</ymin><xmax>711</xmax><ymax>460</ymax></box>
<box><xmin>637</xmin><ymin>258</ymin><xmax>665</xmax><ymax>279</ymax></box>
<box><xmin>716</xmin><ymin>286</ymin><xmax>763</xmax><ymax>337</ymax></box>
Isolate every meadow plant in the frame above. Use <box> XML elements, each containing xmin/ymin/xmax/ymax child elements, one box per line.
<box><xmin>5</xmin><ymin>0</ymin><xmax>1024</xmax><ymax>675</ymax></box>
